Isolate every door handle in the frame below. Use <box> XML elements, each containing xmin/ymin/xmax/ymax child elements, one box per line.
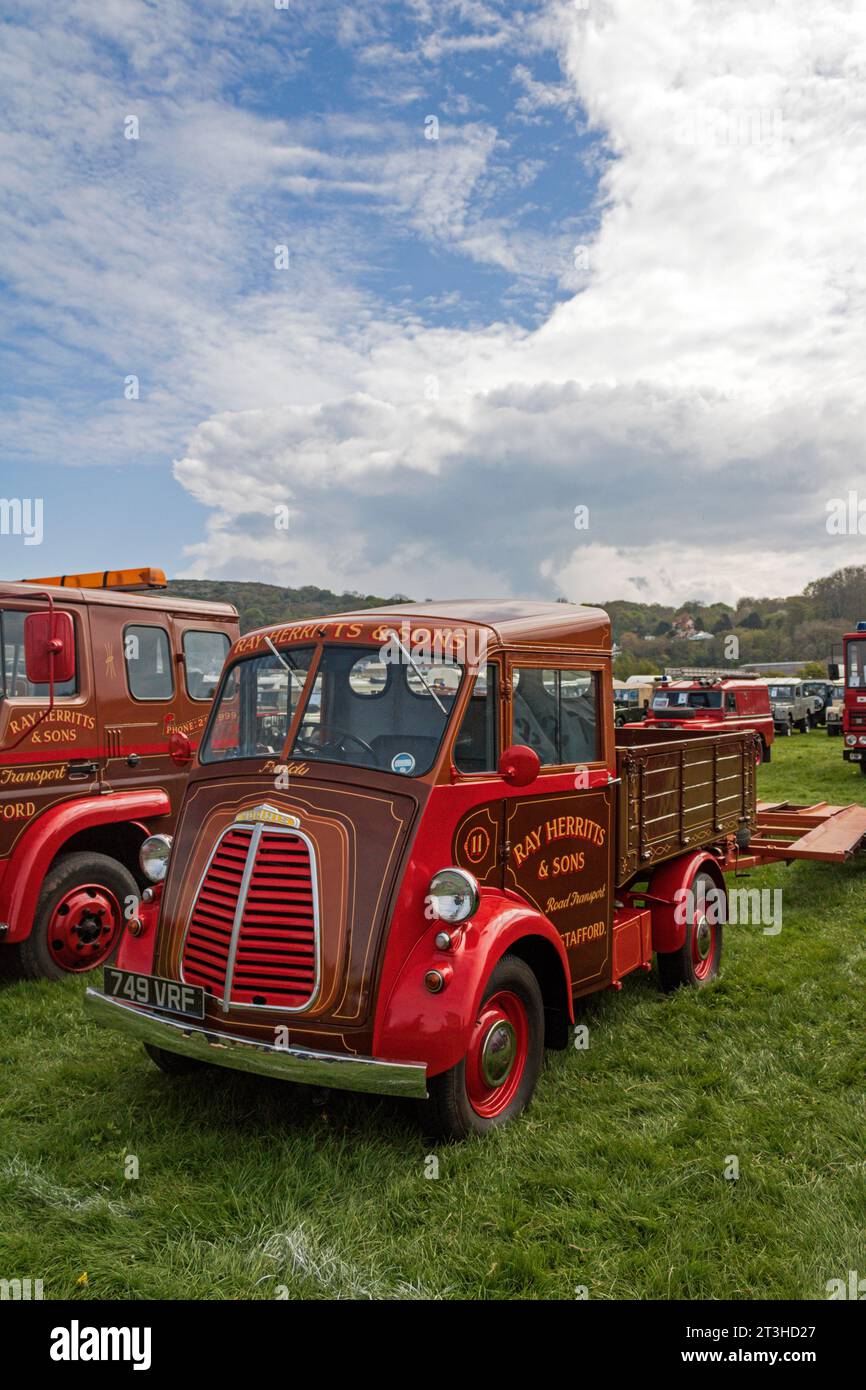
<box><xmin>68</xmin><ymin>760</ymin><xmax>98</xmax><ymax>780</ymax></box>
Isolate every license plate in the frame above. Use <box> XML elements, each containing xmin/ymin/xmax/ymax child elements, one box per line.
<box><xmin>850</xmin><ymin>752</ymin><xmax>862</xmax><ymax>761</ymax></box>
<box><xmin>103</xmin><ymin>967</ymin><xmax>204</xmax><ymax>1019</ymax></box>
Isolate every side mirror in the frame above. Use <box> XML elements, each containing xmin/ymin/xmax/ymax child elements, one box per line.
<box><xmin>24</xmin><ymin>610</ymin><xmax>75</xmax><ymax>686</ymax></box>
<box><xmin>498</xmin><ymin>743</ymin><xmax>541</xmax><ymax>787</ymax></box>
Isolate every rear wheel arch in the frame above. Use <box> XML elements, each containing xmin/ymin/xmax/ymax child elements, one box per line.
<box><xmin>647</xmin><ymin>850</ymin><xmax>727</xmax><ymax>955</ymax></box>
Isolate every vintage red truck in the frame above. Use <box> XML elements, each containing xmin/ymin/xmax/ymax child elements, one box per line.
<box><xmin>0</xmin><ymin>567</ymin><xmax>238</xmax><ymax>978</ymax></box>
<box><xmin>645</xmin><ymin>670</ymin><xmax>775</xmax><ymax>764</ymax></box>
<box><xmin>840</xmin><ymin>622</ymin><xmax>866</xmax><ymax>772</ymax></box>
<box><xmin>84</xmin><ymin>602</ymin><xmax>866</xmax><ymax>1139</ymax></box>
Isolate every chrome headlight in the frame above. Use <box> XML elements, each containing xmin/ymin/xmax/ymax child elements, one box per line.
<box><xmin>140</xmin><ymin>834</ymin><xmax>173</xmax><ymax>883</ymax></box>
<box><xmin>427</xmin><ymin>867</ymin><xmax>480</xmax><ymax>924</ymax></box>
<box><xmin>846</xmin><ymin>735</ymin><xmax>857</xmax><ymax>746</ymax></box>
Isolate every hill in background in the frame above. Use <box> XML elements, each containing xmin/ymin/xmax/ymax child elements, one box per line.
<box><xmin>166</xmin><ymin>580</ymin><xmax>407</xmax><ymax>634</ymax></box>
<box><xmin>168</xmin><ymin>564</ymin><xmax>866</xmax><ymax>677</ymax></box>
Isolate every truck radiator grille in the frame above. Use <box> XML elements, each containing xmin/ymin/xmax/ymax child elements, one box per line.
<box><xmin>182</xmin><ymin>824</ymin><xmax>319</xmax><ymax>1011</ymax></box>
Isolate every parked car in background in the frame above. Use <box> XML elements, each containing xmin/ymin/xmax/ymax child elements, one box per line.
<box><xmin>800</xmin><ymin>679</ymin><xmax>837</xmax><ymax>726</ymax></box>
<box><xmin>825</xmin><ymin>682</ymin><xmax>845</xmax><ymax>736</ymax></box>
<box><xmin>644</xmin><ymin>670</ymin><xmax>774</xmax><ymax>763</ymax></box>
<box><xmin>767</xmin><ymin>680</ymin><xmax>823</xmax><ymax>735</ymax></box>
<box><xmin>613</xmin><ymin>677</ymin><xmax>655</xmax><ymax>725</ymax></box>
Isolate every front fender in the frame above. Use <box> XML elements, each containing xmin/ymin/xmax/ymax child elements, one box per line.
<box><xmin>0</xmin><ymin>790</ymin><xmax>171</xmax><ymax>942</ymax></box>
<box><xmin>648</xmin><ymin>851</ymin><xmax>726</xmax><ymax>954</ymax></box>
<box><xmin>373</xmin><ymin>893</ymin><xmax>573</xmax><ymax>1079</ymax></box>
<box><xmin>116</xmin><ymin>884</ymin><xmax>162</xmax><ymax>974</ymax></box>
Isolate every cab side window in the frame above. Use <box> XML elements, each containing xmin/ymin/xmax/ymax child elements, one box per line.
<box><xmin>512</xmin><ymin>668</ymin><xmax>599</xmax><ymax>766</ymax></box>
<box><xmin>453</xmin><ymin>664</ymin><xmax>498</xmax><ymax>773</ymax></box>
<box><xmin>0</xmin><ymin>609</ymin><xmax>77</xmax><ymax>697</ymax></box>
<box><xmin>183</xmin><ymin>629</ymin><xmax>230</xmax><ymax>701</ymax></box>
<box><xmin>124</xmin><ymin>625</ymin><xmax>173</xmax><ymax>701</ymax></box>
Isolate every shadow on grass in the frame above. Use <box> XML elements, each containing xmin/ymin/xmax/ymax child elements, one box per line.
<box><xmin>124</xmin><ymin>1053</ymin><xmax>423</xmax><ymax>1148</ymax></box>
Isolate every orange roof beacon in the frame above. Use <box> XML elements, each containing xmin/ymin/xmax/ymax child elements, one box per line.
<box><xmin>0</xmin><ymin>568</ymin><xmax>238</xmax><ymax>978</ymax></box>
<box><xmin>84</xmin><ymin>600</ymin><xmax>866</xmax><ymax>1138</ymax></box>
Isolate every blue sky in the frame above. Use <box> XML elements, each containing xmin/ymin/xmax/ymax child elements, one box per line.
<box><xmin>1</xmin><ymin>1</ymin><xmax>865</xmax><ymax>603</ymax></box>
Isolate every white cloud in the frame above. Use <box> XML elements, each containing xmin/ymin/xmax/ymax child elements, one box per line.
<box><xmin>170</xmin><ymin>0</ymin><xmax>866</xmax><ymax>605</ymax></box>
<box><xmin>6</xmin><ymin>0</ymin><xmax>866</xmax><ymax>608</ymax></box>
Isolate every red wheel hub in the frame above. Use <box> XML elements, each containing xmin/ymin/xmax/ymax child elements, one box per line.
<box><xmin>47</xmin><ymin>884</ymin><xmax>123</xmax><ymax>972</ymax></box>
<box><xmin>465</xmin><ymin>989</ymin><xmax>529</xmax><ymax>1118</ymax></box>
<box><xmin>691</xmin><ymin>909</ymin><xmax>717</xmax><ymax>981</ymax></box>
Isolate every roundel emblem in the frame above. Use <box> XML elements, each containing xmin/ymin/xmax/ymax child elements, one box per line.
<box><xmin>463</xmin><ymin>825</ymin><xmax>490</xmax><ymax>864</ymax></box>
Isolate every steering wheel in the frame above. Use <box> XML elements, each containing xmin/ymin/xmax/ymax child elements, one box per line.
<box><xmin>293</xmin><ymin>722</ymin><xmax>377</xmax><ymax>763</ymax></box>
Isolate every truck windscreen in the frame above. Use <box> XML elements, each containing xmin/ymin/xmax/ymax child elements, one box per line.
<box><xmin>201</xmin><ymin>644</ymin><xmax>465</xmax><ymax>776</ymax></box>
<box><xmin>287</xmin><ymin>646</ymin><xmax>463</xmax><ymax>775</ymax></box>
<box><xmin>653</xmin><ymin>691</ymin><xmax>722</xmax><ymax>709</ymax></box>
<box><xmin>846</xmin><ymin>640</ymin><xmax>866</xmax><ymax>689</ymax></box>
<box><xmin>200</xmin><ymin>646</ymin><xmax>315</xmax><ymax>762</ymax></box>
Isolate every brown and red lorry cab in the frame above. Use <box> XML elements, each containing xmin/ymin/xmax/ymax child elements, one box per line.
<box><xmin>645</xmin><ymin>671</ymin><xmax>774</xmax><ymax>765</ymax></box>
<box><xmin>87</xmin><ymin>601</ymin><xmax>761</xmax><ymax>1138</ymax></box>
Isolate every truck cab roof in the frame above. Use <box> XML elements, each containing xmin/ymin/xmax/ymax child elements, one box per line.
<box><xmin>236</xmin><ymin>600</ymin><xmax>612</xmax><ymax>660</ymax></box>
<box><xmin>2</xmin><ymin>578</ymin><xmax>237</xmax><ymax>621</ymax></box>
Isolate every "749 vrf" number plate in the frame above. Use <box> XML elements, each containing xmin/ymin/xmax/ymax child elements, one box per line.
<box><xmin>103</xmin><ymin>966</ymin><xmax>205</xmax><ymax>1019</ymax></box>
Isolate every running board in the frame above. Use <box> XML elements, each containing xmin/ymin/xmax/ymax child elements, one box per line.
<box><xmin>741</xmin><ymin>801</ymin><xmax>866</xmax><ymax>864</ymax></box>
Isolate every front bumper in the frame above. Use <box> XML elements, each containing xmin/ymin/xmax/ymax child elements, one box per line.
<box><xmin>84</xmin><ymin>988</ymin><xmax>428</xmax><ymax>1099</ymax></box>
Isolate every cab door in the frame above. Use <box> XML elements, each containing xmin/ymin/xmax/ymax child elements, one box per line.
<box><xmin>504</xmin><ymin>658</ymin><xmax>615</xmax><ymax>997</ymax></box>
<box><xmin>93</xmin><ymin>607</ymin><xmax>184</xmax><ymax>821</ymax></box>
<box><xmin>0</xmin><ymin>601</ymin><xmax>97</xmax><ymax>871</ymax></box>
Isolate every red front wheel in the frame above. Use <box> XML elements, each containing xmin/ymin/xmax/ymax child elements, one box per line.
<box><xmin>423</xmin><ymin>954</ymin><xmax>544</xmax><ymax>1139</ymax></box>
<box><xmin>12</xmin><ymin>852</ymin><xmax>138</xmax><ymax>980</ymax></box>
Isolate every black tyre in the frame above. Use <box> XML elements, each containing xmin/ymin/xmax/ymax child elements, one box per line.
<box><xmin>656</xmin><ymin>869</ymin><xmax>724</xmax><ymax>992</ymax></box>
<box><xmin>143</xmin><ymin>1044</ymin><xmax>209</xmax><ymax>1075</ymax></box>
<box><xmin>422</xmin><ymin>954</ymin><xmax>544</xmax><ymax>1140</ymax></box>
<box><xmin>11</xmin><ymin>852</ymin><xmax>137</xmax><ymax>981</ymax></box>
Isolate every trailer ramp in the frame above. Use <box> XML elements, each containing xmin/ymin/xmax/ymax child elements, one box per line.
<box><xmin>745</xmin><ymin>801</ymin><xmax>866</xmax><ymax>865</ymax></box>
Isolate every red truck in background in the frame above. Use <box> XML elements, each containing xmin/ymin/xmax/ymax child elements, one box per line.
<box><xmin>840</xmin><ymin>622</ymin><xmax>866</xmax><ymax>774</ymax></box>
<box><xmin>0</xmin><ymin>567</ymin><xmax>238</xmax><ymax>979</ymax></box>
<box><xmin>644</xmin><ymin>669</ymin><xmax>774</xmax><ymax>765</ymax></box>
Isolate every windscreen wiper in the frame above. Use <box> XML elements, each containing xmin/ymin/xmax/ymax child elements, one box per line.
<box><xmin>385</xmin><ymin>629</ymin><xmax>447</xmax><ymax>715</ymax></box>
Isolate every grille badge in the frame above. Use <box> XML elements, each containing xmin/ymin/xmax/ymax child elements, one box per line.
<box><xmin>234</xmin><ymin>804</ymin><xmax>300</xmax><ymax>829</ymax></box>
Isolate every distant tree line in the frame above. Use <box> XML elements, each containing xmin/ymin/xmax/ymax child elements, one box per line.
<box><xmin>600</xmin><ymin>565</ymin><xmax>866</xmax><ymax>678</ymax></box>
<box><xmin>166</xmin><ymin>580</ymin><xmax>406</xmax><ymax>634</ymax></box>
<box><xmin>167</xmin><ymin>563</ymin><xmax>866</xmax><ymax>672</ymax></box>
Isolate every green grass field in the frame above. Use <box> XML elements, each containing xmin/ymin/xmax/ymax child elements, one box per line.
<box><xmin>1</xmin><ymin>730</ymin><xmax>864</xmax><ymax>1301</ymax></box>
